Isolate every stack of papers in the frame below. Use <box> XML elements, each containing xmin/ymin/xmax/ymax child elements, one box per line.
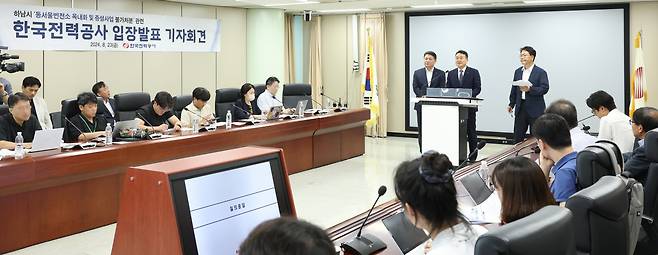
<box><xmin>459</xmin><ymin>191</ymin><xmax>502</xmax><ymax>224</ymax></box>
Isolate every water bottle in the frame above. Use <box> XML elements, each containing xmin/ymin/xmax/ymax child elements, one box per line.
<box><xmin>192</xmin><ymin>118</ymin><xmax>199</xmax><ymax>134</ymax></box>
<box><xmin>14</xmin><ymin>132</ymin><xmax>24</xmax><ymax>160</ymax></box>
<box><xmin>479</xmin><ymin>160</ymin><xmax>489</xmax><ymax>188</ymax></box>
<box><xmin>225</xmin><ymin>110</ymin><xmax>232</xmax><ymax>130</ymax></box>
<box><xmin>105</xmin><ymin>123</ymin><xmax>113</xmax><ymax>145</ymax></box>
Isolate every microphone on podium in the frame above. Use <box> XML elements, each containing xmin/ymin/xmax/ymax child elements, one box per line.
<box><xmin>340</xmin><ymin>185</ymin><xmax>388</xmax><ymax>255</ymax></box>
<box><xmin>455</xmin><ymin>140</ymin><xmax>487</xmax><ymax>170</ymax></box>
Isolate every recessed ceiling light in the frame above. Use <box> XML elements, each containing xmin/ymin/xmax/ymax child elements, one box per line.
<box><xmin>264</xmin><ymin>1</ymin><xmax>320</xmax><ymax>7</ymax></box>
<box><xmin>523</xmin><ymin>0</ymin><xmax>584</xmax><ymax>4</ymax></box>
<box><xmin>410</xmin><ymin>3</ymin><xmax>474</xmax><ymax>8</ymax></box>
<box><xmin>317</xmin><ymin>8</ymin><xmax>370</xmax><ymax>13</ymax></box>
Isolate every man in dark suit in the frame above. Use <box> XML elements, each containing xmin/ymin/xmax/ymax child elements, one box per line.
<box><xmin>412</xmin><ymin>51</ymin><xmax>445</xmax><ymax>151</ymax></box>
<box><xmin>507</xmin><ymin>46</ymin><xmax>549</xmax><ymax>143</ymax></box>
<box><xmin>92</xmin><ymin>81</ymin><xmax>117</xmax><ymax>126</ymax></box>
<box><xmin>624</xmin><ymin>107</ymin><xmax>658</xmax><ymax>185</ymax></box>
<box><xmin>446</xmin><ymin>50</ymin><xmax>481</xmax><ymax>161</ymax></box>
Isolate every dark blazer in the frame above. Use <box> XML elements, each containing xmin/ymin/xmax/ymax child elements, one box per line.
<box><xmin>96</xmin><ymin>98</ymin><xmax>117</xmax><ymax>125</ymax></box>
<box><xmin>508</xmin><ymin>65</ymin><xmax>549</xmax><ymax>118</ymax></box>
<box><xmin>624</xmin><ymin>145</ymin><xmax>651</xmax><ymax>185</ymax></box>
<box><xmin>232</xmin><ymin>98</ymin><xmax>261</xmax><ymax>120</ymax></box>
<box><xmin>446</xmin><ymin>66</ymin><xmax>481</xmax><ymax>97</ymax></box>
<box><xmin>412</xmin><ymin>67</ymin><xmax>445</xmax><ymax>110</ymax></box>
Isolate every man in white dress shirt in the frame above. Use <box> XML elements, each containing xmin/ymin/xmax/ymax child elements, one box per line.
<box><xmin>586</xmin><ymin>90</ymin><xmax>635</xmax><ymax>153</ymax></box>
<box><xmin>21</xmin><ymin>76</ymin><xmax>52</xmax><ymax>129</ymax></box>
<box><xmin>256</xmin><ymin>76</ymin><xmax>293</xmax><ymax>115</ymax></box>
<box><xmin>545</xmin><ymin>99</ymin><xmax>597</xmax><ymax>151</ymax></box>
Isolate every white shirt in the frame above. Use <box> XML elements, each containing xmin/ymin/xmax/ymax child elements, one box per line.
<box><xmin>180</xmin><ymin>102</ymin><xmax>214</xmax><ymax>127</ymax></box>
<box><xmin>570</xmin><ymin>127</ymin><xmax>598</xmax><ymax>152</ymax></box>
<box><xmin>32</xmin><ymin>96</ymin><xmax>53</xmax><ymax>129</ymax></box>
<box><xmin>426</xmin><ymin>223</ymin><xmax>487</xmax><ymax>255</ymax></box>
<box><xmin>425</xmin><ymin>67</ymin><xmax>434</xmax><ymax>86</ymax></box>
<box><xmin>103</xmin><ymin>99</ymin><xmax>115</xmax><ymax>117</ymax></box>
<box><xmin>521</xmin><ymin>64</ymin><xmax>534</xmax><ymax>100</ymax></box>
<box><xmin>598</xmin><ymin>108</ymin><xmax>635</xmax><ymax>153</ymax></box>
<box><xmin>257</xmin><ymin>89</ymin><xmax>282</xmax><ymax>114</ymax></box>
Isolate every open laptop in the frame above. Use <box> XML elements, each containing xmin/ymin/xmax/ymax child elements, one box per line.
<box><xmin>427</xmin><ymin>88</ymin><xmax>473</xmax><ymax>98</ymax></box>
<box><xmin>382</xmin><ymin>212</ymin><xmax>429</xmax><ymax>254</ymax></box>
<box><xmin>266</xmin><ymin>106</ymin><xmax>283</xmax><ymax>120</ymax></box>
<box><xmin>30</xmin><ymin>128</ymin><xmax>64</xmax><ymax>152</ymax></box>
<box><xmin>112</xmin><ymin>119</ymin><xmax>139</xmax><ymax>137</ymax></box>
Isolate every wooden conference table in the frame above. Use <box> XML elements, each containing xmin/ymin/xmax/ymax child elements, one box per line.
<box><xmin>328</xmin><ymin>138</ymin><xmax>539</xmax><ymax>254</ymax></box>
<box><xmin>0</xmin><ymin>108</ymin><xmax>369</xmax><ymax>253</ymax></box>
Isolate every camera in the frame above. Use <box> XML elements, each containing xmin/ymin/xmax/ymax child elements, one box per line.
<box><xmin>0</xmin><ymin>46</ymin><xmax>25</xmax><ymax>73</ymax></box>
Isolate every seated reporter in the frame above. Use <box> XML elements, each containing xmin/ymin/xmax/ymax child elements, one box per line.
<box><xmin>239</xmin><ymin>217</ymin><xmax>335</xmax><ymax>255</ymax></box>
<box><xmin>135</xmin><ymin>91</ymin><xmax>182</xmax><ymax>133</ymax></box>
<box><xmin>181</xmin><ymin>87</ymin><xmax>214</xmax><ymax>127</ymax></box>
<box><xmin>0</xmin><ymin>93</ymin><xmax>42</xmax><ymax>149</ymax></box>
<box><xmin>256</xmin><ymin>76</ymin><xmax>295</xmax><ymax>115</ymax></box>
<box><xmin>490</xmin><ymin>157</ymin><xmax>556</xmax><ymax>224</ymax></box>
<box><xmin>233</xmin><ymin>83</ymin><xmax>262</xmax><ymax>120</ymax></box>
<box><xmin>624</xmin><ymin>107</ymin><xmax>658</xmax><ymax>185</ymax></box>
<box><xmin>66</xmin><ymin>92</ymin><xmax>108</xmax><ymax>143</ymax></box>
<box><xmin>394</xmin><ymin>151</ymin><xmax>486</xmax><ymax>254</ymax></box>
<box><xmin>533</xmin><ymin>113</ymin><xmax>578</xmax><ymax>203</ymax></box>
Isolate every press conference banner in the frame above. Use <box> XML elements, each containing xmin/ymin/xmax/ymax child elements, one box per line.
<box><xmin>0</xmin><ymin>4</ymin><xmax>221</xmax><ymax>52</ymax></box>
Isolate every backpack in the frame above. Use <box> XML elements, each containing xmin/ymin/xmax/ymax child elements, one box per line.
<box><xmin>619</xmin><ymin>173</ymin><xmax>644</xmax><ymax>255</ymax></box>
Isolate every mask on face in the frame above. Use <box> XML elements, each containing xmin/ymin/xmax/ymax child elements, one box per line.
<box><xmin>247</xmin><ymin>94</ymin><xmax>255</xmax><ymax>102</ymax></box>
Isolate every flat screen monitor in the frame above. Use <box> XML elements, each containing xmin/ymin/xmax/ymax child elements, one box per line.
<box><xmin>170</xmin><ymin>153</ymin><xmax>294</xmax><ymax>255</ymax></box>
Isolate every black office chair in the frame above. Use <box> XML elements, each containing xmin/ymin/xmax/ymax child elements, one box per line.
<box><xmin>50</xmin><ymin>111</ymin><xmax>62</xmax><ymax>129</ymax></box>
<box><xmin>0</xmin><ymin>104</ymin><xmax>9</xmax><ymax>116</ymax></box>
<box><xmin>254</xmin><ymin>84</ymin><xmax>266</xmax><ymax>99</ymax></box>
<box><xmin>173</xmin><ymin>95</ymin><xmax>193</xmax><ymax>120</ymax></box>
<box><xmin>566</xmin><ymin>176</ymin><xmax>629</xmax><ymax>255</ymax></box>
<box><xmin>635</xmin><ymin>129</ymin><xmax>658</xmax><ymax>255</ymax></box>
<box><xmin>474</xmin><ymin>206</ymin><xmax>576</xmax><ymax>255</ymax></box>
<box><xmin>61</xmin><ymin>98</ymin><xmax>80</xmax><ymax>124</ymax></box>
<box><xmin>215</xmin><ymin>88</ymin><xmax>241</xmax><ymax>122</ymax></box>
<box><xmin>282</xmin><ymin>84</ymin><xmax>312</xmax><ymax>109</ymax></box>
<box><xmin>60</xmin><ymin>99</ymin><xmax>83</xmax><ymax>142</ymax></box>
<box><xmin>577</xmin><ymin>141</ymin><xmax>623</xmax><ymax>190</ymax></box>
<box><xmin>114</xmin><ymin>92</ymin><xmax>150</xmax><ymax>121</ymax></box>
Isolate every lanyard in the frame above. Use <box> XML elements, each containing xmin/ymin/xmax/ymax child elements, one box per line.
<box><xmin>78</xmin><ymin>115</ymin><xmax>96</xmax><ymax>133</ymax></box>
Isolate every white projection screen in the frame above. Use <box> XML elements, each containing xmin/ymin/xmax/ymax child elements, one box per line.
<box><xmin>405</xmin><ymin>5</ymin><xmax>629</xmax><ymax>137</ymax></box>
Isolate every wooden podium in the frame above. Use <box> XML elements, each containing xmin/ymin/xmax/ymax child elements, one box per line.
<box><xmin>111</xmin><ymin>146</ymin><xmax>296</xmax><ymax>255</ymax></box>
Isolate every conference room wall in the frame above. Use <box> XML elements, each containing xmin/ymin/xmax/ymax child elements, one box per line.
<box><xmin>0</xmin><ymin>0</ymin><xmax>247</xmax><ymax>112</ymax></box>
<box><xmin>319</xmin><ymin>15</ymin><xmax>363</xmax><ymax>111</ymax></box>
<box><xmin>316</xmin><ymin>13</ymin><xmax>410</xmax><ymax>134</ymax></box>
<box><xmin>630</xmin><ymin>2</ymin><xmax>658</xmax><ymax>108</ymax></box>
<box><xmin>246</xmin><ymin>8</ymin><xmax>285</xmax><ymax>95</ymax></box>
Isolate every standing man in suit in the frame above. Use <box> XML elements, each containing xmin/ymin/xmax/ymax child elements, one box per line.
<box><xmin>446</xmin><ymin>50</ymin><xmax>481</xmax><ymax>161</ymax></box>
<box><xmin>412</xmin><ymin>51</ymin><xmax>445</xmax><ymax>151</ymax></box>
<box><xmin>507</xmin><ymin>46</ymin><xmax>549</xmax><ymax>143</ymax></box>
<box><xmin>92</xmin><ymin>81</ymin><xmax>117</xmax><ymax>126</ymax></box>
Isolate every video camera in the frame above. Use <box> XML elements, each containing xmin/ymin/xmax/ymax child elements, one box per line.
<box><xmin>0</xmin><ymin>46</ymin><xmax>25</xmax><ymax>73</ymax></box>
